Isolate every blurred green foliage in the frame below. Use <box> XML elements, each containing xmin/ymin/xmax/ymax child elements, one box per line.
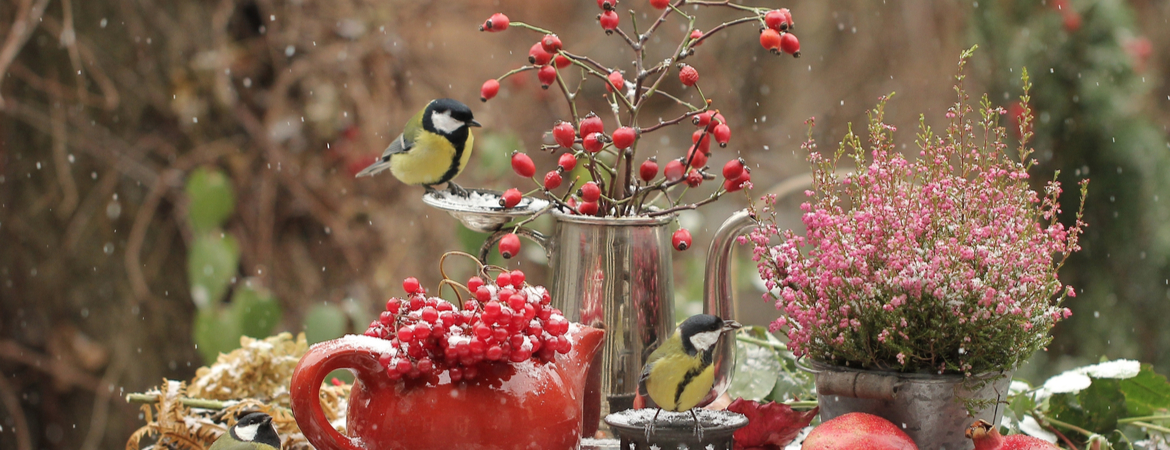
<box><xmin>973</xmin><ymin>0</ymin><xmax>1170</xmax><ymax>377</ymax></box>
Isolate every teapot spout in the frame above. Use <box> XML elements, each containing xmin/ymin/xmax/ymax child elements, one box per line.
<box><xmin>564</xmin><ymin>325</ymin><xmax>605</xmax><ymax>376</ymax></box>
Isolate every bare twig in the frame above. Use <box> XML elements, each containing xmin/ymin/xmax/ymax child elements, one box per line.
<box><xmin>0</xmin><ymin>0</ymin><xmax>51</xmax><ymax>107</ymax></box>
<box><xmin>0</xmin><ymin>375</ymin><xmax>31</xmax><ymax>450</ymax></box>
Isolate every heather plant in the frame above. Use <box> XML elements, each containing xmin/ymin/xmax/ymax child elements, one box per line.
<box><xmin>747</xmin><ymin>48</ymin><xmax>1089</xmax><ymax>376</ymax></box>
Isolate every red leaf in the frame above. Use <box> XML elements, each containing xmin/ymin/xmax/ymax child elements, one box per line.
<box><xmin>728</xmin><ymin>399</ymin><xmax>819</xmax><ymax>450</ymax></box>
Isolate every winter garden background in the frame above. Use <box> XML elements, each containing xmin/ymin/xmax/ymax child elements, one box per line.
<box><xmin>0</xmin><ymin>0</ymin><xmax>1167</xmax><ymax>449</ymax></box>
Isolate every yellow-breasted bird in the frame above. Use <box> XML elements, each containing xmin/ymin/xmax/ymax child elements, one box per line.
<box><xmin>355</xmin><ymin>98</ymin><xmax>481</xmax><ymax>196</ymax></box>
<box><xmin>638</xmin><ymin>314</ymin><xmax>742</xmax><ymax>431</ymax></box>
<box><xmin>209</xmin><ymin>412</ymin><xmax>282</xmax><ymax>450</ymax></box>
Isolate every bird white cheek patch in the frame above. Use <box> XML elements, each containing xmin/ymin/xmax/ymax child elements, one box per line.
<box><xmin>431</xmin><ymin>111</ymin><xmax>464</xmax><ymax>134</ymax></box>
<box><xmin>235</xmin><ymin>423</ymin><xmax>259</xmax><ymax>442</ymax></box>
<box><xmin>689</xmin><ymin>330</ymin><xmax>721</xmax><ymax>352</ymax></box>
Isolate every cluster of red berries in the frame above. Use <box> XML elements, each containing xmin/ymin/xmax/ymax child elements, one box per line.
<box><xmin>759</xmin><ymin>9</ymin><xmax>800</xmax><ymax>56</ymax></box>
<box><xmin>363</xmin><ymin>273</ymin><xmax>573</xmax><ymax>382</ymax></box>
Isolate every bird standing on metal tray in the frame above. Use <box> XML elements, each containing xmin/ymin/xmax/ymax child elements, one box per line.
<box><xmin>355</xmin><ymin>98</ymin><xmax>481</xmax><ymax>197</ymax></box>
<box><xmin>638</xmin><ymin>314</ymin><xmax>742</xmax><ymax>436</ymax></box>
<box><xmin>209</xmin><ymin>412</ymin><xmax>282</xmax><ymax>450</ymax></box>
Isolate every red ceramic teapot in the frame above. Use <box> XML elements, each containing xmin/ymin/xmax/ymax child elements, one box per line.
<box><xmin>290</xmin><ymin>325</ymin><xmax>604</xmax><ymax>450</ymax></box>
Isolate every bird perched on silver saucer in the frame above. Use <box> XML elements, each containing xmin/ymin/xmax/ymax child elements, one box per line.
<box><xmin>638</xmin><ymin>314</ymin><xmax>742</xmax><ymax>434</ymax></box>
<box><xmin>209</xmin><ymin>412</ymin><xmax>282</xmax><ymax>450</ymax></box>
<box><xmin>355</xmin><ymin>98</ymin><xmax>481</xmax><ymax>196</ymax></box>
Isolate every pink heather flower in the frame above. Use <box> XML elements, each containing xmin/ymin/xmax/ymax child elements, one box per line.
<box><xmin>746</xmin><ymin>64</ymin><xmax>1088</xmax><ymax>375</ymax></box>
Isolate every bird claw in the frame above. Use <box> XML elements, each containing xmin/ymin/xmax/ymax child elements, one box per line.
<box><xmin>644</xmin><ymin>408</ymin><xmax>662</xmax><ymax>441</ymax></box>
<box><xmin>446</xmin><ymin>182</ymin><xmax>469</xmax><ymax>197</ymax></box>
<box><xmin>424</xmin><ymin>185</ymin><xmax>439</xmax><ymax>196</ymax></box>
<box><xmin>691</xmin><ymin>409</ymin><xmax>704</xmax><ymax>440</ymax></box>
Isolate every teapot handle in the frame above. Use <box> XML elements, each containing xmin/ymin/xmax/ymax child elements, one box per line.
<box><xmin>290</xmin><ymin>337</ymin><xmax>391</xmax><ymax>450</ymax></box>
<box><xmin>477</xmin><ymin>227</ymin><xmax>549</xmax><ymax>264</ymax></box>
<box><xmin>703</xmin><ymin>208</ymin><xmax>756</xmax><ymax>399</ymax></box>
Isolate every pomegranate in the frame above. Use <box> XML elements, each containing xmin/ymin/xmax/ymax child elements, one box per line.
<box><xmin>802</xmin><ymin>413</ymin><xmax>917</xmax><ymax>450</ymax></box>
<box><xmin>966</xmin><ymin>420</ymin><xmax>1058</xmax><ymax>450</ymax></box>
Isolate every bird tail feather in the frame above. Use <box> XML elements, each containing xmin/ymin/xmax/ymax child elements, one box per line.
<box><xmin>355</xmin><ymin>160</ymin><xmax>390</xmax><ymax>178</ymax></box>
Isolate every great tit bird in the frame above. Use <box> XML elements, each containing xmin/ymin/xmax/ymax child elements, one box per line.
<box><xmin>209</xmin><ymin>412</ymin><xmax>282</xmax><ymax>450</ymax></box>
<box><xmin>638</xmin><ymin>314</ymin><xmax>742</xmax><ymax>432</ymax></box>
<box><xmin>355</xmin><ymin>98</ymin><xmax>481</xmax><ymax>196</ymax></box>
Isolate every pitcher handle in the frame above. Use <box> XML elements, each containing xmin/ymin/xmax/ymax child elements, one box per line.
<box><xmin>703</xmin><ymin>208</ymin><xmax>756</xmax><ymax>398</ymax></box>
<box><xmin>478</xmin><ymin>227</ymin><xmax>549</xmax><ymax>264</ymax></box>
<box><xmin>290</xmin><ymin>337</ymin><xmax>392</xmax><ymax>450</ymax></box>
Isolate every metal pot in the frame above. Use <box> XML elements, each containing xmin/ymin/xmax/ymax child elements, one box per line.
<box><xmin>480</xmin><ymin>209</ymin><xmax>756</xmax><ymax>435</ymax></box>
<box><xmin>807</xmin><ymin>360</ymin><xmax>1013</xmax><ymax>450</ymax></box>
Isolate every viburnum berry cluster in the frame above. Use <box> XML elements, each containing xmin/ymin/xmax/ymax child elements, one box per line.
<box><xmin>477</xmin><ymin>1</ymin><xmax>799</xmax><ymax>257</ymax></box>
<box><xmin>362</xmin><ymin>270</ymin><xmax>573</xmax><ymax>382</ymax></box>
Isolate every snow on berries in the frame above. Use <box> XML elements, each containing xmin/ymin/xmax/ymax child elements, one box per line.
<box><xmin>540</xmin><ymin>34</ymin><xmax>563</xmax><ymax>53</ymax></box>
<box><xmin>582</xmin><ymin>132</ymin><xmax>604</xmax><ymax>153</ymax></box>
<box><xmin>363</xmin><ymin>273</ymin><xmax>572</xmax><ymax>382</ymax></box>
<box><xmin>579</xmin><ymin>114</ymin><xmax>604</xmax><ymax>137</ymax></box>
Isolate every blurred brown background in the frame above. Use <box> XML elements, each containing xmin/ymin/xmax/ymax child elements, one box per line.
<box><xmin>1</xmin><ymin>0</ymin><xmax>1167</xmax><ymax>449</ymax></box>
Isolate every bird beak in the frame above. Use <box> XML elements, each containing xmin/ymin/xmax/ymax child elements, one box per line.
<box><xmin>468</xmin><ymin>119</ymin><xmax>482</xmax><ymax>127</ymax></box>
<box><xmin>722</xmin><ymin>320</ymin><xmax>743</xmax><ymax>332</ymax></box>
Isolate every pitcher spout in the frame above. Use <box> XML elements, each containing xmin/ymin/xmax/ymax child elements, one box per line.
<box><xmin>564</xmin><ymin>325</ymin><xmax>605</xmax><ymax>377</ymax></box>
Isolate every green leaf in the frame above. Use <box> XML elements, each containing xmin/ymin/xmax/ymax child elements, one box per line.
<box><xmin>729</xmin><ymin>336</ymin><xmax>781</xmax><ymax>401</ymax></box>
<box><xmin>187</xmin><ymin>234</ymin><xmax>239</xmax><ymax>310</ymax></box>
<box><xmin>1119</xmin><ymin>364</ymin><xmax>1170</xmax><ymax>416</ymax></box>
<box><xmin>185</xmin><ymin>167</ymin><xmax>236</xmax><ymax>233</ymax></box>
<box><xmin>304</xmin><ymin>304</ymin><xmax>348</xmax><ymax>345</ymax></box>
<box><xmin>193</xmin><ymin>307</ymin><xmax>243</xmax><ymax>364</ymax></box>
<box><xmin>1050</xmin><ymin>378</ymin><xmax>1127</xmax><ymax>434</ymax></box>
<box><xmin>231</xmin><ymin>280</ymin><xmax>282</xmax><ymax>339</ymax></box>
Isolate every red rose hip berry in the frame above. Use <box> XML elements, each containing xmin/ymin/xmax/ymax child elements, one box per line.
<box><xmin>612</xmin><ymin>126</ymin><xmax>636</xmax><ymax>149</ymax></box>
<box><xmin>403</xmin><ymin>277</ymin><xmax>421</xmax><ymax>294</ymax></box>
<box><xmin>540</xmin><ymin>34</ymin><xmax>563</xmax><ymax>53</ymax></box>
<box><xmin>544</xmin><ymin>171</ymin><xmax>563</xmax><ymax>190</ymax></box>
<box><xmin>722</xmin><ymin>158</ymin><xmax>745</xmax><ymax>179</ymax></box>
<box><xmin>577</xmin><ymin>201</ymin><xmax>599</xmax><ymax>216</ymax></box>
<box><xmin>499</xmin><ymin>233</ymin><xmax>522</xmax><ymax>259</ymax></box>
<box><xmin>685</xmin><ymin>169</ymin><xmax>703</xmax><ymax>187</ymax></box>
<box><xmin>764</xmin><ymin>9</ymin><xmax>792</xmax><ymax>31</ymax></box>
<box><xmin>501</xmin><ymin>188</ymin><xmax>522</xmax><ymax>208</ymax></box>
<box><xmin>713</xmin><ymin>123</ymin><xmax>731</xmax><ymax>146</ymax></box>
<box><xmin>639</xmin><ymin>158</ymin><xmax>658</xmax><ymax>182</ymax></box>
<box><xmin>606</xmin><ymin>71</ymin><xmax>624</xmax><ymax>93</ymax></box>
<box><xmin>511</xmin><ymin>152</ymin><xmax>536</xmax><ymax>177</ymax></box>
<box><xmin>552</xmin><ymin>121</ymin><xmax>576</xmax><ymax>148</ymax></box>
<box><xmin>580</xmin><ymin>182</ymin><xmax>602</xmax><ymax>202</ymax></box>
<box><xmin>481</xmin><ymin>13</ymin><xmax>510</xmax><ymax>32</ymax></box>
<box><xmin>582</xmin><ymin>132</ymin><xmax>604</xmax><ymax>153</ymax></box>
<box><xmin>760</xmin><ymin>29</ymin><xmax>782</xmax><ymax>52</ymax></box>
<box><xmin>579</xmin><ymin>114</ymin><xmax>604</xmax><ymax>137</ymax></box>
<box><xmin>480</xmin><ymin>79</ymin><xmax>500</xmax><ymax>102</ymax></box>
<box><xmin>650</xmin><ymin>0</ymin><xmax>670</xmax><ymax>9</ymax></box>
<box><xmin>537</xmin><ymin>65</ymin><xmax>557</xmax><ymax>89</ymax></box>
<box><xmin>558</xmin><ymin>153</ymin><xmax>577</xmax><ymax>171</ymax></box>
<box><xmin>678</xmin><ymin>64</ymin><xmax>699</xmax><ymax>87</ymax></box>
<box><xmin>664</xmin><ymin>159</ymin><xmax>685</xmax><ymax>182</ymax></box>
<box><xmin>528</xmin><ymin>42</ymin><xmax>552</xmax><ymax>66</ymax></box>
<box><xmin>780</xmin><ymin>32</ymin><xmax>800</xmax><ymax>56</ymax></box>
<box><xmin>672</xmin><ymin>228</ymin><xmax>692</xmax><ymax>251</ymax></box>
<box><xmin>599</xmin><ymin>10</ymin><xmax>620</xmax><ymax>31</ymax></box>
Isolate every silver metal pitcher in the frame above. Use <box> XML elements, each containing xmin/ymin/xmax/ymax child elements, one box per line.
<box><xmin>480</xmin><ymin>208</ymin><xmax>756</xmax><ymax>435</ymax></box>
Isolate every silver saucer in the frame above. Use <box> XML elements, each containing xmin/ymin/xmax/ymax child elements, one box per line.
<box><xmin>422</xmin><ymin>188</ymin><xmax>550</xmax><ymax>233</ymax></box>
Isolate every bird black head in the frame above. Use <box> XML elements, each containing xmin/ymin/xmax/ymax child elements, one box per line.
<box><xmin>678</xmin><ymin>314</ymin><xmax>742</xmax><ymax>357</ymax></box>
<box><xmin>424</xmin><ymin>98</ymin><xmax>481</xmax><ymax>136</ymax></box>
<box><xmin>231</xmin><ymin>412</ymin><xmax>282</xmax><ymax>449</ymax></box>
